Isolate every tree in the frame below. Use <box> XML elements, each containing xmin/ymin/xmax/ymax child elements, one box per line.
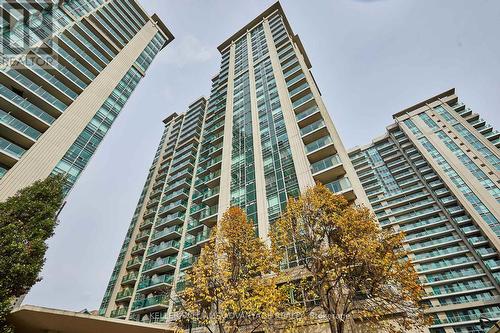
<box><xmin>271</xmin><ymin>184</ymin><xmax>428</xmax><ymax>333</ymax></box>
<box><xmin>0</xmin><ymin>175</ymin><xmax>65</xmax><ymax>332</ymax></box>
<box><xmin>176</xmin><ymin>207</ymin><xmax>301</xmax><ymax>333</ymax></box>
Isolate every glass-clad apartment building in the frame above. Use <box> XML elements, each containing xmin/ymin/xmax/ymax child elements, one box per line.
<box><xmin>0</xmin><ymin>0</ymin><xmax>173</xmax><ymax>199</ymax></box>
<box><xmin>349</xmin><ymin>89</ymin><xmax>500</xmax><ymax>333</ymax></box>
<box><xmin>99</xmin><ymin>2</ymin><xmax>368</xmax><ymax>324</ymax></box>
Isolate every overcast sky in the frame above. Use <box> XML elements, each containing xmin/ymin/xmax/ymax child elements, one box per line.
<box><xmin>26</xmin><ymin>0</ymin><xmax>500</xmax><ymax>311</ymax></box>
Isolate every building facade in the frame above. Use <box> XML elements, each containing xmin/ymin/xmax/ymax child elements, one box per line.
<box><xmin>0</xmin><ymin>0</ymin><xmax>173</xmax><ymax>199</ymax></box>
<box><xmin>349</xmin><ymin>89</ymin><xmax>500</xmax><ymax>333</ymax></box>
<box><xmin>99</xmin><ymin>2</ymin><xmax>368</xmax><ymax>324</ymax></box>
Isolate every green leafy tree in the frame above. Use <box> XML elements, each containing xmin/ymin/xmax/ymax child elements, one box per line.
<box><xmin>0</xmin><ymin>175</ymin><xmax>64</xmax><ymax>332</ymax></box>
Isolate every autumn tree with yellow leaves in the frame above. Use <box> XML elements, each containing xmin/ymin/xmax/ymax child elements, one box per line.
<box><xmin>176</xmin><ymin>207</ymin><xmax>301</xmax><ymax>333</ymax></box>
<box><xmin>271</xmin><ymin>184</ymin><xmax>428</xmax><ymax>333</ymax></box>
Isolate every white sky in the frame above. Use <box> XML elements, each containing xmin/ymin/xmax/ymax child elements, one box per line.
<box><xmin>26</xmin><ymin>0</ymin><xmax>500</xmax><ymax>311</ymax></box>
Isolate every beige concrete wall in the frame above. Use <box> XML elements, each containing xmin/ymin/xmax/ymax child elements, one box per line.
<box><xmin>216</xmin><ymin>45</ymin><xmax>236</xmax><ymax>220</ymax></box>
<box><xmin>0</xmin><ymin>21</ymin><xmax>159</xmax><ymax>201</ymax></box>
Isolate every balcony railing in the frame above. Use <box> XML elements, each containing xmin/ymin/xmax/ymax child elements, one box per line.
<box><xmin>0</xmin><ymin>137</ymin><xmax>25</xmax><ymax>159</ymax></box>
<box><xmin>0</xmin><ymin>110</ymin><xmax>42</xmax><ymax>140</ymax></box>
<box><xmin>138</xmin><ymin>274</ymin><xmax>174</xmax><ymax>290</ymax></box>
<box><xmin>116</xmin><ymin>288</ymin><xmax>133</xmax><ymax>300</ymax></box>
<box><xmin>131</xmin><ymin>295</ymin><xmax>169</xmax><ymax>311</ymax></box>
<box><xmin>296</xmin><ymin>105</ymin><xmax>319</xmax><ymax>122</ymax></box>
<box><xmin>300</xmin><ymin>119</ymin><xmax>325</xmax><ymax>136</ymax></box>
<box><xmin>311</xmin><ymin>154</ymin><xmax>342</xmax><ymax>174</ymax></box>
<box><xmin>110</xmin><ymin>307</ymin><xmax>128</xmax><ymax>318</ymax></box>
<box><xmin>143</xmin><ymin>255</ymin><xmax>177</xmax><ymax>271</ymax></box>
<box><xmin>292</xmin><ymin>92</ymin><xmax>314</xmax><ymax>109</ymax></box>
<box><xmin>306</xmin><ymin>136</ymin><xmax>333</xmax><ymax>154</ymax></box>
<box><xmin>0</xmin><ymin>84</ymin><xmax>55</xmax><ymax>124</ymax></box>
<box><xmin>147</xmin><ymin>240</ymin><xmax>180</xmax><ymax>256</ymax></box>
<box><xmin>152</xmin><ymin>225</ymin><xmax>182</xmax><ymax>241</ymax></box>
<box><xmin>325</xmin><ymin>177</ymin><xmax>352</xmax><ymax>193</ymax></box>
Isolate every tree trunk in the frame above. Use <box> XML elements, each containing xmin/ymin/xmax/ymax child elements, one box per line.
<box><xmin>328</xmin><ymin>319</ymin><xmax>337</xmax><ymax>333</ymax></box>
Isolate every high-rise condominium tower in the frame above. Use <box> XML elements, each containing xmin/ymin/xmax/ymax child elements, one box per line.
<box><xmin>0</xmin><ymin>0</ymin><xmax>173</xmax><ymax>199</ymax></box>
<box><xmin>349</xmin><ymin>89</ymin><xmax>500</xmax><ymax>333</ymax></box>
<box><xmin>100</xmin><ymin>2</ymin><xmax>368</xmax><ymax>323</ymax></box>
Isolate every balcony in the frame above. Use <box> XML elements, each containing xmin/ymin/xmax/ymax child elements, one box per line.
<box><xmin>158</xmin><ymin>200</ymin><xmax>187</xmax><ymax>216</ymax></box>
<box><xmin>430</xmin><ymin>312</ymin><xmax>500</xmax><ymax>327</ymax></box>
<box><xmin>131</xmin><ymin>295</ymin><xmax>169</xmax><ymax>314</ymax></box>
<box><xmin>121</xmin><ymin>272</ymin><xmax>139</xmax><ymax>286</ymax></box>
<box><xmin>0</xmin><ymin>137</ymin><xmax>25</xmax><ymax>166</ymax></box>
<box><xmin>142</xmin><ymin>207</ymin><xmax>156</xmax><ymax>219</ymax></box>
<box><xmin>156</xmin><ymin>212</ymin><xmax>185</xmax><ymax>228</ymax></box>
<box><xmin>151</xmin><ymin>225</ymin><xmax>182</xmax><ymax>243</ymax></box>
<box><xmin>142</xmin><ymin>255</ymin><xmax>177</xmax><ymax>274</ymax></box>
<box><xmin>200</xmin><ymin>205</ymin><xmax>218</xmax><ymax>227</ymax></box>
<box><xmin>187</xmin><ymin>219</ymin><xmax>204</xmax><ymax>235</ymax></box>
<box><xmin>139</xmin><ymin>219</ymin><xmax>153</xmax><ymax>230</ymax></box>
<box><xmin>116</xmin><ymin>288</ymin><xmax>133</xmax><ymax>302</ymax></box>
<box><xmin>325</xmin><ymin>177</ymin><xmax>354</xmax><ymax>199</ymax></box>
<box><xmin>296</xmin><ymin>105</ymin><xmax>321</xmax><ymax>125</ymax></box>
<box><xmin>147</xmin><ymin>240</ymin><xmax>180</xmax><ymax>259</ymax></box>
<box><xmin>135</xmin><ymin>230</ymin><xmax>150</xmax><ymax>242</ymax></box>
<box><xmin>137</xmin><ymin>274</ymin><xmax>174</xmax><ymax>292</ymax></box>
<box><xmin>161</xmin><ymin>189</ymin><xmax>189</xmax><ymax>204</ymax></box>
<box><xmin>184</xmin><ymin>229</ymin><xmax>211</xmax><ymax>255</ymax></box>
<box><xmin>110</xmin><ymin>307</ymin><xmax>127</xmax><ymax>318</ymax></box>
<box><xmin>4</xmin><ymin>68</ymin><xmax>68</xmax><ymax>114</ymax></box>
<box><xmin>300</xmin><ymin>119</ymin><xmax>327</xmax><ymax>142</ymax></box>
<box><xmin>311</xmin><ymin>154</ymin><xmax>344</xmax><ymax>183</ymax></box>
<box><xmin>131</xmin><ymin>243</ymin><xmax>146</xmax><ymax>255</ymax></box>
<box><xmin>202</xmin><ymin>186</ymin><xmax>220</xmax><ymax>205</ymax></box>
<box><xmin>0</xmin><ymin>109</ymin><xmax>41</xmax><ymax>145</ymax></box>
<box><xmin>292</xmin><ymin>92</ymin><xmax>315</xmax><ymax>112</ymax></box>
<box><xmin>126</xmin><ymin>256</ymin><xmax>143</xmax><ymax>270</ymax></box>
<box><xmin>305</xmin><ymin>136</ymin><xmax>335</xmax><ymax>162</ymax></box>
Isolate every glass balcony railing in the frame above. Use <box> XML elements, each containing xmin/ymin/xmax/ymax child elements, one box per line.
<box><xmin>131</xmin><ymin>295</ymin><xmax>168</xmax><ymax>311</ymax></box>
<box><xmin>296</xmin><ymin>105</ymin><xmax>319</xmax><ymax>122</ymax></box>
<box><xmin>0</xmin><ymin>137</ymin><xmax>25</xmax><ymax>159</ymax></box>
<box><xmin>200</xmin><ymin>205</ymin><xmax>218</xmax><ymax>220</ymax></box>
<box><xmin>110</xmin><ymin>307</ymin><xmax>127</xmax><ymax>318</ymax></box>
<box><xmin>116</xmin><ymin>288</ymin><xmax>133</xmax><ymax>300</ymax></box>
<box><xmin>300</xmin><ymin>119</ymin><xmax>325</xmax><ymax>136</ymax></box>
<box><xmin>25</xmin><ymin>63</ymin><xmax>78</xmax><ymax>99</ymax></box>
<box><xmin>292</xmin><ymin>92</ymin><xmax>314</xmax><ymax>109</ymax></box>
<box><xmin>185</xmin><ymin>229</ymin><xmax>211</xmax><ymax>248</ymax></box>
<box><xmin>131</xmin><ymin>243</ymin><xmax>146</xmax><ymax>254</ymax></box>
<box><xmin>305</xmin><ymin>136</ymin><xmax>333</xmax><ymax>154</ymax></box>
<box><xmin>58</xmin><ymin>34</ymin><xmax>103</xmax><ymax>72</ymax></box>
<box><xmin>156</xmin><ymin>213</ymin><xmax>185</xmax><ymax>228</ymax></box>
<box><xmin>325</xmin><ymin>177</ymin><xmax>352</xmax><ymax>193</ymax></box>
<box><xmin>289</xmin><ymin>82</ymin><xmax>309</xmax><ymax>97</ymax></box>
<box><xmin>152</xmin><ymin>225</ymin><xmax>182</xmax><ymax>241</ymax></box>
<box><xmin>5</xmin><ymin>69</ymin><xmax>68</xmax><ymax>112</ymax></box>
<box><xmin>45</xmin><ymin>40</ymin><xmax>96</xmax><ymax>80</ymax></box>
<box><xmin>122</xmin><ymin>272</ymin><xmax>138</xmax><ymax>284</ymax></box>
<box><xmin>143</xmin><ymin>255</ymin><xmax>177</xmax><ymax>271</ymax></box>
<box><xmin>126</xmin><ymin>256</ymin><xmax>143</xmax><ymax>268</ymax></box>
<box><xmin>432</xmin><ymin>312</ymin><xmax>500</xmax><ymax>325</ymax></box>
<box><xmin>161</xmin><ymin>189</ymin><xmax>189</xmax><ymax>203</ymax></box>
<box><xmin>159</xmin><ymin>200</ymin><xmax>188</xmax><ymax>214</ymax></box>
<box><xmin>0</xmin><ymin>109</ymin><xmax>41</xmax><ymax>140</ymax></box>
<box><xmin>138</xmin><ymin>274</ymin><xmax>174</xmax><ymax>290</ymax></box>
<box><xmin>0</xmin><ymin>84</ymin><xmax>55</xmax><ymax>124</ymax></box>
<box><xmin>135</xmin><ymin>229</ymin><xmax>150</xmax><ymax>240</ymax></box>
<box><xmin>310</xmin><ymin>154</ymin><xmax>342</xmax><ymax>174</ymax></box>
<box><xmin>147</xmin><ymin>240</ymin><xmax>180</xmax><ymax>256</ymax></box>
